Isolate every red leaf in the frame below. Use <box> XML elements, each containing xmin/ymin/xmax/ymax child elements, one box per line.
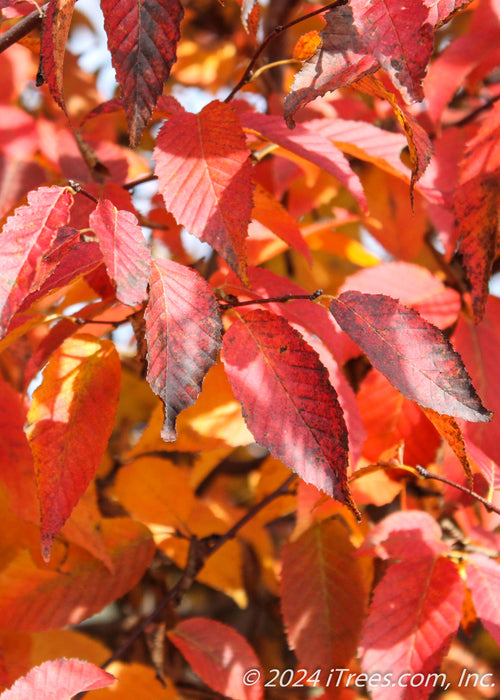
<box><xmin>454</xmin><ymin>172</ymin><xmax>500</xmax><ymax>322</ymax></box>
<box><xmin>466</xmin><ymin>554</ymin><xmax>500</xmax><ymax>646</ymax></box>
<box><xmin>154</xmin><ymin>100</ymin><xmax>253</xmax><ymax>278</ymax></box>
<box><xmin>0</xmin><ymin>659</ymin><xmax>115</xmax><ymax>700</ymax></box>
<box><xmin>330</xmin><ymin>291</ymin><xmax>491</xmax><ymax>422</ymax></box>
<box><xmin>465</xmin><ymin>439</ymin><xmax>500</xmax><ymax>492</ymax></box>
<box><xmin>145</xmin><ymin>259</ymin><xmax>222</xmax><ymax>441</ymax></box>
<box><xmin>360</xmin><ymin>556</ymin><xmax>464</xmax><ymax>700</ymax></box>
<box><xmin>89</xmin><ymin>199</ymin><xmax>151</xmax><ymax>306</ymax></box>
<box><xmin>0</xmin><ymin>186</ymin><xmax>73</xmax><ymax>337</ymax></box>
<box><xmin>350</xmin><ymin>0</ymin><xmax>434</xmax><ymax>102</ymax></box>
<box><xmin>18</xmin><ymin>229</ymin><xmax>103</xmax><ymax>315</ymax></box>
<box><xmin>281</xmin><ymin>520</ymin><xmax>367</xmax><ymax>674</ymax></box>
<box><xmin>340</xmin><ymin>262</ymin><xmax>461</xmax><ymax>329</ymax></box>
<box><xmin>358</xmin><ymin>510</ymin><xmax>450</xmax><ymax>560</ymax></box>
<box><xmin>26</xmin><ymin>335</ymin><xmax>121</xmax><ymax>561</ymax></box>
<box><xmin>284</xmin><ymin>5</ymin><xmax>377</xmax><ymax>126</ymax></box>
<box><xmin>453</xmin><ymin>297</ymin><xmax>500</xmax><ymax>464</ymax></box>
<box><xmin>168</xmin><ymin>618</ymin><xmax>263</xmax><ymax>700</ymax></box>
<box><xmin>221</xmin><ymin>308</ymin><xmax>357</xmax><ymax>513</ymax></box>
<box><xmin>0</xmin><ymin>375</ymin><xmax>38</xmax><ymax>523</ymax></box>
<box><xmin>241</xmin><ymin>111</ymin><xmax>367</xmax><ymax>212</ymax></box>
<box><xmin>101</xmin><ymin>0</ymin><xmax>183</xmax><ymax>146</ymax></box>
<box><xmin>40</xmin><ymin>0</ymin><xmax>76</xmax><ymax>112</ymax></box>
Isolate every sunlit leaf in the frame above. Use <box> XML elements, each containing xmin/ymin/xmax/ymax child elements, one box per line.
<box><xmin>0</xmin><ymin>186</ymin><xmax>73</xmax><ymax>338</ymax></box>
<box><xmin>330</xmin><ymin>291</ymin><xmax>491</xmax><ymax>422</ymax></box>
<box><xmin>154</xmin><ymin>100</ymin><xmax>253</xmax><ymax>278</ymax></box>
<box><xmin>222</xmin><ymin>308</ymin><xmax>357</xmax><ymax>513</ymax></box>
<box><xmin>144</xmin><ymin>258</ymin><xmax>222</xmax><ymax>441</ymax></box>
<box><xmin>0</xmin><ymin>659</ymin><xmax>114</xmax><ymax>700</ymax></box>
<box><xmin>26</xmin><ymin>335</ymin><xmax>121</xmax><ymax>560</ymax></box>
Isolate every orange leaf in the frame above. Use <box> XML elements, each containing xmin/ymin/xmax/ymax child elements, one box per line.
<box><xmin>26</xmin><ymin>335</ymin><xmax>121</xmax><ymax>561</ymax></box>
<box><xmin>0</xmin><ymin>519</ymin><xmax>155</xmax><ymax>631</ymax></box>
<box><xmin>281</xmin><ymin>520</ymin><xmax>368</xmax><ymax>675</ymax></box>
<box><xmin>40</xmin><ymin>0</ymin><xmax>76</xmax><ymax>112</ymax></box>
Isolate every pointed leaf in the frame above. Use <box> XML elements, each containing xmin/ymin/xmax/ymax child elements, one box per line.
<box><xmin>145</xmin><ymin>258</ymin><xmax>222</xmax><ymax>441</ymax></box>
<box><xmin>422</xmin><ymin>407</ymin><xmax>473</xmax><ymax>484</ymax></box>
<box><xmin>281</xmin><ymin>520</ymin><xmax>367</xmax><ymax>673</ymax></box>
<box><xmin>101</xmin><ymin>0</ymin><xmax>184</xmax><ymax>145</ymax></box>
<box><xmin>466</xmin><ymin>553</ymin><xmax>500</xmax><ymax>646</ymax></box>
<box><xmin>26</xmin><ymin>335</ymin><xmax>121</xmax><ymax>560</ymax></box>
<box><xmin>89</xmin><ymin>199</ymin><xmax>151</xmax><ymax>306</ymax></box>
<box><xmin>241</xmin><ymin>111</ymin><xmax>367</xmax><ymax>211</ymax></box>
<box><xmin>330</xmin><ymin>291</ymin><xmax>491</xmax><ymax>422</ymax></box>
<box><xmin>154</xmin><ymin>100</ymin><xmax>253</xmax><ymax>278</ymax></box>
<box><xmin>221</xmin><ymin>308</ymin><xmax>357</xmax><ymax>512</ymax></box>
<box><xmin>0</xmin><ymin>659</ymin><xmax>115</xmax><ymax>700</ymax></box>
<box><xmin>168</xmin><ymin>618</ymin><xmax>263</xmax><ymax>700</ymax></box>
<box><xmin>0</xmin><ymin>519</ymin><xmax>155</xmax><ymax>631</ymax></box>
<box><xmin>40</xmin><ymin>0</ymin><xmax>76</xmax><ymax>112</ymax></box>
<box><xmin>0</xmin><ymin>186</ymin><xmax>73</xmax><ymax>337</ymax></box>
<box><xmin>360</xmin><ymin>556</ymin><xmax>464</xmax><ymax>700</ymax></box>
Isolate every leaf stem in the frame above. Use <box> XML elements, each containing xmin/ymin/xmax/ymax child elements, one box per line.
<box><xmin>219</xmin><ymin>289</ymin><xmax>323</xmax><ymax>309</ymax></box>
<box><xmin>415</xmin><ymin>465</ymin><xmax>500</xmax><ymax>516</ymax></box>
<box><xmin>223</xmin><ymin>0</ymin><xmax>348</xmax><ymax>103</ymax></box>
<box><xmin>95</xmin><ymin>474</ymin><xmax>296</xmax><ymax>674</ymax></box>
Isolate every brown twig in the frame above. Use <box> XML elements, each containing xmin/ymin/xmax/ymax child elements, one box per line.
<box><xmin>219</xmin><ymin>290</ymin><xmax>323</xmax><ymax>310</ymax></box>
<box><xmin>415</xmin><ymin>465</ymin><xmax>500</xmax><ymax>516</ymax></box>
<box><xmin>123</xmin><ymin>173</ymin><xmax>159</xmax><ymax>190</ymax></box>
<box><xmin>447</xmin><ymin>92</ymin><xmax>500</xmax><ymax>129</ymax></box>
<box><xmin>0</xmin><ymin>5</ymin><xmax>46</xmax><ymax>55</ymax></box>
<box><xmin>223</xmin><ymin>0</ymin><xmax>348</xmax><ymax>103</ymax></box>
<box><xmin>95</xmin><ymin>474</ymin><xmax>296</xmax><ymax>674</ymax></box>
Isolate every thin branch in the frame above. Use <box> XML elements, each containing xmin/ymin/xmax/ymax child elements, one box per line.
<box><xmin>219</xmin><ymin>290</ymin><xmax>323</xmax><ymax>310</ymax></box>
<box><xmin>447</xmin><ymin>93</ymin><xmax>500</xmax><ymax>129</ymax></box>
<box><xmin>123</xmin><ymin>173</ymin><xmax>158</xmax><ymax>190</ymax></box>
<box><xmin>0</xmin><ymin>5</ymin><xmax>46</xmax><ymax>55</ymax></box>
<box><xmin>96</xmin><ymin>474</ymin><xmax>296</xmax><ymax>673</ymax></box>
<box><xmin>68</xmin><ymin>180</ymin><xmax>99</xmax><ymax>204</ymax></box>
<box><xmin>416</xmin><ymin>465</ymin><xmax>500</xmax><ymax>516</ymax></box>
<box><xmin>223</xmin><ymin>0</ymin><xmax>348</xmax><ymax>103</ymax></box>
